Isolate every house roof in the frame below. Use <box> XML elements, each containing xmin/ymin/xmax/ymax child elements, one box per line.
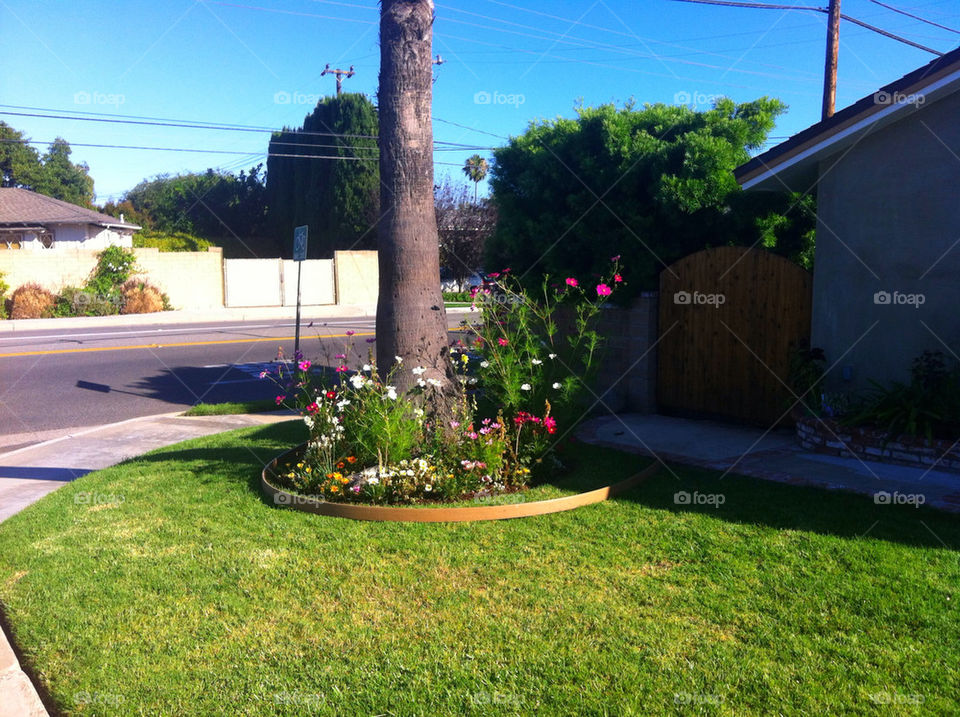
<box><xmin>735</xmin><ymin>45</ymin><xmax>960</xmax><ymax>192</ymax></box>
<box><xmin>0</xmin><ymin>188</ymin><xmax>140</xmax><ymax>230</ymax></box>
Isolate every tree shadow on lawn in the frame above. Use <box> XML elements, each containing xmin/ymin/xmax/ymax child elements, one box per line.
<box><xmin>120</xmin><ymin>422</ymin><xmax>960</xmax><ymax>552</ymax></box>
<box><xmin>610</xmin><ymin>459</ymin><xmax>960</xmax><ymax>552</ymax></box>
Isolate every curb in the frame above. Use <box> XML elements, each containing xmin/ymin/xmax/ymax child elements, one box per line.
<box><xmin>0</xmin><ymin>613</ymin><xmax>50</xmax><ymax>717</ymax></box>
<box><xmin>261</xmin><ymin>444</ymin><xmax>660</xmax><ymax>522</ymax></box>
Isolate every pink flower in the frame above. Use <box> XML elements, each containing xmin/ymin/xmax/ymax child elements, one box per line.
<box><xmin>346</xmin><ymin>330</ymin><xmax>355</xmax><ymax>336</ymax></box>
<box><xmin>298</xmin><ymin>360</ymin><xmax>311</xmax><ymax>371</ymax></box>
<box><xmin>596</xmin><ymin>283</ymin><xmax>612</xmax><ymax>297</ymax></box>
<box><xmin>275</xmin><ymin>395</ymin><xmax>286</xmax><ymax>405</ymax></box>
<box><xmin>565</xmin><ymin>277</ymin><xmax>578</xmax><ymax>288</ymax></box>
<box><xmin>306</xmin><ymin>402</ymin><xmax>319</xmax><ymax>414</ymax></box>
<box><xmin>544</xmin><ymin>416</ymin><xmax>557</xmax><ymax>434</ymax></box>
<box><xmin>610</xmin><ymin>254</ymin><xmax>620</xmax><ymax>262</ymax></box>
<box><xmin>488</xmin><ymin>272</ymin><xmax>500</xmax><ymax>279</ymax></box>
<box><xmin>365</xmin><ymin>338</ymin><xmax>376</xmax><ymax>343</ymax></box>
<box><xmin>335</xmin><ymin>365</ymin><xmax>348</xmax><ymax>372</ymax></box>
<box><xmin>335</xmin><ymin>354</ymin><xmax>346</xmax><ymax>359</ymax></box>
<box><xmin>259</xmin><ymin>371</ymin><xmax>268</xmax><ymax>379</ymax></box>
<box><xmin>449</xmin><ymin>421</ymin><xmax>460</xmax><ymax>429</ymax></box>
<box><xmin>614</xmin><ymin>274</ymin><xmax>623</xmax><ymax>283</ymax></box>
<box><xmin>498</xmin><ymin>338</ymin><xmax>509</xmax><ymax>346</ymax></box>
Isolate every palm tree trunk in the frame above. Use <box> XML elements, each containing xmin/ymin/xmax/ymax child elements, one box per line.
<box><xmin>377</xmin><ymin>0</ymin><xmax>453</xmax><ymax>404</ymax></box>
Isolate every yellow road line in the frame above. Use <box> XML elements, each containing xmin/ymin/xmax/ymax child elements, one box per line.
<box><xmin>0</xmin><ymin>332</ymin><xmax>376</xmax><ymax>358</ymax></box>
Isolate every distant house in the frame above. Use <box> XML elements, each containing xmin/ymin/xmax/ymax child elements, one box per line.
<box><xmin>735</xmin><ymin>46</ymin><xmax>960</xmax><ymax>392</ymax></box>
<box><xmin>0</xmin><ymin>188</ymin><xmax>140</xmax><ymax>251</ymax></box>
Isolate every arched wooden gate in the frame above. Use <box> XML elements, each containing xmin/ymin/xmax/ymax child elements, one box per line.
<box><xmin>658</xmin><ymin>247</ymin><xmax>812</xmax><ymax>426</ymax></box>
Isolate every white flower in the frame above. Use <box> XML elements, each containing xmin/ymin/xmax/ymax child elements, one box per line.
<box><xmin>414</xmin><ymin>408</ymin><xmax>425</xmax><ymax>418</ymax></box>
<box><xmin>349</xmin><ymin>374</ymin><xmax>365</xmax><ymax>389</ymax></box>
<box><xmin>424</xmin><ymin>484</ymin><xmax>433</xmax><ymax>492</ymax></box>
<box><xmin>480</xmin><ymin>361</ymin><xmax>489</xmax><ymax>368</ymax></box>
<box><xmin>417</xmin><ymin>378</ymin><xmax>426</xmax><ymax>387</ymax></box>
<box><xmin>365</xmin><ymin>379</ymin><xmax>374</xmax><ymax>388</ymax></box>
<box><xmin>520</xmin><ymin>383</ymin><xmax>531</xmax><ymax>391</ymax></box>
<box><xmin>412</xmin><ymin>366</ymin><xmax>427</xmax><ymax>375</ymax></box>
<box><xmin>336</xmin><ymin>399</ymin><xmax>351</xmax><ymax>410</ymax></box>
<box><xmin>468</xmin><ymin>377</ymin><xmax>478</xmax><ymax>385</ymax></box>
<box><xmin>532</xmin><ymin>359</ymin><xmax>542</xmax><ymax>365</ymax></box>
<box><xmin>426</xmin><ymin>378</ymin><xmax>442</xmax><ymax>387</ymax></box>
<box><xmin>303</xmin><ymin>416</ymin><xmax>314</xmax><ymax>428</ymax></box>
<box><xmin>367</xmin><ymin>477</ymin><xmax>379</xmax><ymax>485</ymax></box>
<box><xmin>548</xmin><ymin>353</ymin><xmax>557</xmax><ymax>359</ymax></box>
<box><xmin>362</xmin><ymin>364</ymin><xmax>372</xmax><ymax>372</ymax></box>
<box><xmin>394</xmin><ymin>355</ymin><xmax>403</xmax><ymax>364</ymax></box>
<box><xmin>552</xmin><ymin>382</ymin><xmax>562</xmax><ymax>389</ymax></box>
<box><xmin>385</xmin><ymin>386</ymin><xmax>398</xmax><ymax>400</ymax></box>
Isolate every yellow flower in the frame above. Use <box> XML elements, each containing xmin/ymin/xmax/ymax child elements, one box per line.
<box><xmin>330</xmin><ymin>485</ymin><xmax>339</xmax><ymax>493</ymax></box>
<box><xmin>305</xmin><ymin>466</ymin><xmax>312</xmax><ymax>473</ymax></box>
<box><xmin>460</xmin><ymin>354</ymin><xmax>469</xmax><ymax>364</ymax></box>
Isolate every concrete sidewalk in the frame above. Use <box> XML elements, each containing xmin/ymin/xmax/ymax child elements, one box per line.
<box><xmin>0</xmin><ymin>410</ymin><xmax>297</xmax><ymax>716</ymax></box>
<box><xmin>578</xmin><ymin>414</ymin><xmax>960</xmax><ymax>513</ymax></box>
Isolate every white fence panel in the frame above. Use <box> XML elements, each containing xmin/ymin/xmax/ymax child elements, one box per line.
<box><xmin>282</xmin><ymin>260</ymin><xmax>335</xmax><ymax>306</ymax></box>
<box><xmin>223</xmin><ymin>259</ymin><xmax>282</xmax><ymax>307</ymax></box>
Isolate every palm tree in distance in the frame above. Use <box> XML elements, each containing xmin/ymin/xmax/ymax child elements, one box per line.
<box><xmin>462</xmin><ymin>154</ymin><xmax>488</xmax><ymax>203</ymax></box>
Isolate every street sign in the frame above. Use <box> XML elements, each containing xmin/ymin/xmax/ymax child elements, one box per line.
<box><xmin>293</xmin><ymin>225</ymin><xmax>308</xmax><ymax>262</ymax></box>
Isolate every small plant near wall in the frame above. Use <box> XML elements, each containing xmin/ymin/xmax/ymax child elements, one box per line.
<box><xmin>843</xmin><ymin>350</ymin><xmax>960</xmax><ymax>442</ymax></box>
<box><xmin>786</xmin><ymin>342</ymin><xmax>826</xmax><ymax>416</ymax></box>
<box><xmin>0</xmin><ymin>271</ymin><xmax>9</xmax><ymax>319</ymax></box>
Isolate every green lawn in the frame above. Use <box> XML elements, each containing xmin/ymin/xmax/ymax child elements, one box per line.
<box><xmin>183</xmin><ymin>399</ymin><xmax>280</xmax><ymax>416</ymax></box>
<box><xmin>0</xmin><ymin>420</ymin><xmax>956</xmax><ymax>715</ymax></box>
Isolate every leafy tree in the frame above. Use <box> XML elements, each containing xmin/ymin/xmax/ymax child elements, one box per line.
<box><xmin>462</xmin><ymin>153</ymin><xmax>488</xmax><ymax>203</ymax></box>
<box><xmin>265</xmin><ymin>93</ymin><xmax>379</xmax><ymax>258</ymax></box>
<box><xmin>33</xmin><ymin>138</ymin><xmax>95</xmax><ymax>207</ymax></box>
<box><xmin>436</xmin><ymin>179</ymin><xmax>496</xmax><ymax>289</ymax></box>
<box><xmin>0</xmin><ymin>122</ymin><xmax>41</xmax><ymax>189</ymax></box>
<box><xmin>487</xmin><ymin>99</ymin><xmax>815</xmax><ymax>294</ymax></box>
<box><xmin>114</xmin><ymin>166</ymin><xmax>268</xmax><ymax>256</ymax></box>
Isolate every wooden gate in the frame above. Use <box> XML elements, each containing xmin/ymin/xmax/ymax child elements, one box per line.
<box><xmin>658</xmin><ymin>247</ymin><xmax>812</xmax><ymax>426</ymax></box>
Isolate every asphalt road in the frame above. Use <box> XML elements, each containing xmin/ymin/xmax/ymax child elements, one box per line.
<box><xmin>0</xmin><ymin>314</ymin><xmax>467</xmax><ymax>446</ymax></box>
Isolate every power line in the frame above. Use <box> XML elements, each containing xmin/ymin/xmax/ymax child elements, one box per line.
<box><xmin>865</xmin><ymin>0</ymin><xmax>960</xmax><ymax>35</ymax></box>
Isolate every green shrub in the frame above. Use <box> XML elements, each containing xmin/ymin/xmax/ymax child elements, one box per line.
<box><xmin>85</xmin><ymin>246</ymin><xmax>138</xmax><ymax>306</ymax></box>
<box><xmin>0</xmin><ymin>271</ymin><xmax>8</xmax><ymax>319</ymax></box>
<box><xmin>53</xmin><ymin>286</ymin><xmax>122</xmax><ymax>317</ymax></box>
<box><xmin>133</xmin><ymin>230</ymin><xmax>214</xmax><ymax>252</ymax></box>
<box><xmin>442</xmin><ymin>291</ymin><xmax>472</xmax><ymax>303</ymax></box>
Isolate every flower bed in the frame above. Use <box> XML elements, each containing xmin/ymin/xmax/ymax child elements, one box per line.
<box><xmin>261</xmin><ymin>442</ymin><xmax>660</xmax><ymax>521</ymax></box>
<box><xmin>796</xmin><ymin>415</ymin><xmax>960</xmax><ymax>473</ymax></box>
<box><xmin>262</xmin><ymin>260</ymin><xmax>625</xmax><ymax>506</ymax></box>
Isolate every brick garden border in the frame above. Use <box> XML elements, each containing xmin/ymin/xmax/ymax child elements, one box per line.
<box><xmin>262</xmin><ymin>444</ymin><xmax>660</xmax><ymax>522</ymax></box>
<box><xmin>796</xmin><ymin>415</ymin><xmax>960</xmax><ymax>473</ymax></box>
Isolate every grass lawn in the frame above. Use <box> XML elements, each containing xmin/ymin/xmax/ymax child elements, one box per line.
<box><xmin>183</xmin><ymin>399</ymin><xmax>280</xmax><ymax>416</ymax></box>
<box><xmin>0</xmin><ymin>421</ymin><xmax>957</xmax><ymax>715</ymax></box>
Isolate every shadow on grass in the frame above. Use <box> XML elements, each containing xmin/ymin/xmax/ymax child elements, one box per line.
<box><xmin>612</xmin><ymin>460</ymin><xmax>960</xmax><ymax>552</ymax></box>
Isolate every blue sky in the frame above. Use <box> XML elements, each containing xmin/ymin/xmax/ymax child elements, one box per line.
<box><xmin>1</xmin><ymin>0</ymin><xmax>957</xmax><ymax>203</ymax></box>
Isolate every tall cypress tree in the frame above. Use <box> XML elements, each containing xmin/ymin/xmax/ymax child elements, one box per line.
<box><xmin>265</xmin><ymin>93</ymin><xmax>379</xmax><ymax>258</ymax></box>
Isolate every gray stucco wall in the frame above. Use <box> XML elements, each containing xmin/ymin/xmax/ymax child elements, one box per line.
<box><xmin>813</xmin><ymin>90</ymin><xmax>960</xmax><ymax>393</ymax></box>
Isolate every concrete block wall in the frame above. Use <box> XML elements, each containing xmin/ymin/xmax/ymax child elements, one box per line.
<box><xmin>334</xmin><ymin>250</ymin><xmax>378</xmax><ymax>306</ymax></box>
<box><xmin>0</xmin><ymin>247</ymin><xmax>224</xmax><ymax>311</ymax></box>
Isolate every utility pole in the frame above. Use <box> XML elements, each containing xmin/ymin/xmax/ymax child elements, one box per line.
<box><xmin>321</xmin><ymin>64</ymin><xmax>355</xmax><ymax>96</ymax></box>
<box><xmin>822</xmin><ymin>0</ymin><xmax>841</xmax><ymax>120</ymax></box>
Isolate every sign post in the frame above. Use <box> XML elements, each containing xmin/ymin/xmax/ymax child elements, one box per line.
<box><xmin>293</xmin><ymin>225</ymin><xmax>308</xmax><ymax>359</ymax></box>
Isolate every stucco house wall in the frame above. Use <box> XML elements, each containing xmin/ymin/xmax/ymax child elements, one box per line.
<box><xmin>812</xmin><ymin>90</ymin><xmax>960</xmax><ymax>391</ymax></box>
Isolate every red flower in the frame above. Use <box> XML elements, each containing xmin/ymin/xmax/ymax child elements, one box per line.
<box><xmin>614</xmin><ymin>274</ymin><xmax>622</xmax><ymax>283</ymax></box>
<box><xmin>498</xmin><ymin>338</ymin><xmax>509</xmax><ymax>346</ymax></box>
<box><xmin>325</xmin><ymin>390</ymin><xmax>337</xmax><ymax>399</ymax></box>
<box><xmin>544</xmin><ymin>416</ymin><xmax>557</xmax><ymax>434</ymax></box>
<box><xmin>275</xmin><ymin>395</ymin><xmax>286</xmax><ymax>405</ymax></box>
<box><xmin>306</xmin><ymin>402</ymin><xmax>319</xmax><ymax>415</ymax></box>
